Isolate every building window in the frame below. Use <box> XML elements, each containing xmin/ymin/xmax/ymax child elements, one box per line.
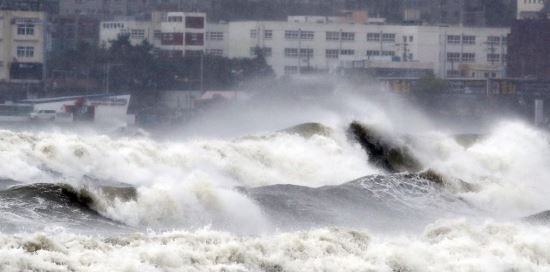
<box><xmin>185</xmin><ymin>16</ymin><xmax>204</xmax><ymax>29</ymax></box>
<box><xmin>161</xmin><ymin>33</ymin><xmax>184</xmax><ymax>45</ymax></box>
<box><xmin>382</xmin><ymin>33</ymin><xmax>395</xmax><ymax>42</ymax></box>
<box><xmin>264</xmin><ymin>30</ymin><xmax>273</xmax><ymax>39</ymax></box>
<box><xmin>285</xmin><ymin>30</ymin><xmax>299</xmax><ymax>40</ymax></box>
<box><xmin>299</xmin><ymin>48</ymin><xmax>314</xmax><ymax>58</ymax></box>
<box><xmin>326</xmin><ymin>31</ymin><xmax>339</xmax><ymax>41</ymax></box>
<box><xmin>487</xmin><ymin>36</ymin><xmax>500</xmax><ymax>45</ymax></box>
<box><xmin>17</xmin><ymin>23</ymin><xmax>34</xmax><ymax>35</ymax></box>
<box><xmin>341</xmin><ymin>32</ymin><xmax>355</xmax><ymax>41</ymax></box>
<box><xmin>501</xmin><ymin>36</ymin><xmax>508</xmax><ymax>44</ymax></box>
<box><xmin>185</xmin><ymin>50</ymin><xmax>203</xmax><ymax>57</ymax></box>
<box><xmin>300</xmin><ymin>31</ymin><xmax>314</xmax><ymax>40</ymax></box>
<box><xmin>250</xmin><ymin>29</ymin><xmax>257</xmax><ymax>38</ymax></box>
<box><xmin>447</xmin><ymin>35</ymin><xmax>461</xmax><ymax>44</ymax></box>
<box><xmin>340</xmin><ymin>49</ymin><xmax>355</xmax><ymax>56</ymax></box>
<box><xmin>262</xmin><ymin>47</ymin><xmax>272</xmax><ymax>57</ymax></box>
<box><xmin>167</xmin><ymin>16</ymin><xmax>183</xmax><ymax>22</ymax></box>
<box><xmin>250</xmin><ymin>47</ymin><xmax>272</xmax><ymax>57</ymax></box>
<box><xmin>284</xmin><ymin>66</ymin><xmax>298</xmax><ymax>75</ymax></box>
<box><xmin>461</xmin><ymin>53</ymin><xmax>475</xmax><ymax>62</ymax></box>
<box><xmin>207</xmin><ymin>32</ymin><xmax>224</xmax><ymax>41</ymax></box>
<box><xmin>185</xmin><ymin>33</ymin><xmax>204</xmax><ymax>46</ymax></box>
<box><xmin>462</xmin><ymin>35</ymin><xmax>476</xmax><ymax>45</ymax></box>
<box><xmin>326</xmin><ymin>49</ymin><xmax>339</xmax><ymax>58</ymax></box>
<box><xmin>487</xmin><ymin>53</ymin><xmax>500</xmax><ymax>63</ymax></box>
<box><xmin>447</xmin><ymin>52</ymin><xmax>460</xmax><ymax>62</ymax></box>
<box><xmin>16</xmin><ymin>46</ymin><xmax>34</xmax><ymax>58</ymax></box>
<box><xmin>367</xmin><ymin>50</ymin><xmax>380</xmax><ymax>57</ymax></box>
<box><xmin>382</xmin><ymin>51</ymin><xmax>395</xmax><ymax>56</ymax></box>
<box><xmin>130</xmin><ymin>29</ymin><xmax>145</xmax><ymax>39</ymax></box>
<box><xmin>447</xmin><ymin>70</ymin><xmax>462</xmax><ymax>77</ymax></box>
<box><xmin>367</xmin><ymin>32</ymin><xmax>380</xmax><ymax>41</ymax></box>
<box><xmin>284</xmin><ymin>48</ymin><xmax>298</xmax><ymax>57</ymax></box>
<box><xmin>206</xmin><ymin>49</ymin><xmax>223</xmax><ymax>56</ymax></box>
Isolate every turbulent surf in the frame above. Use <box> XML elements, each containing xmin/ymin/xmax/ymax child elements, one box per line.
<box><xmin>1</xmin><ymin>103</ymin><xmax>550</xmax><ymax>271</ymax></box>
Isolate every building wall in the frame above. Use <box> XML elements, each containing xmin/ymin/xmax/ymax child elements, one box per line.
<box><xmin>517</xmin><ymin>0</ymin><xmax>546</xmax><ymax>19</ymax></box>
<box><xmin>0</xmin><ymin>10</ymin><xmax>46</xmax><ymax>82</ymax></box>
<box><xmin>218</xmin><ymin>20</ymin><xmax>509</xmax><ymax>78</ymax></box>
<box><xmin>99</xmin><ymin>12</ymin><xmax>206</xmax><ymax>55</ymax></box>
<box><xmin>49</xmin><ymin>15</ymin><xmax>99</xmax><ymax>51</ymax></box>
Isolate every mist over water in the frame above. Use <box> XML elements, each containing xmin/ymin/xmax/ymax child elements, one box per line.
<box><xmin>1</xmin><ymin>82</ymin><xmax>550</xmax><ymax>271</ymax></box>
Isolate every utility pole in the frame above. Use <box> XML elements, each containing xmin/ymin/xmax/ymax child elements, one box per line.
<box><xmin>200</xmin><ymin>52</ymin><xmax>204</xmax><ymax>92</ymax></box>
<box><xmin>400</xmin><ymin>35</ymin><xmax>409</xmax><ymax>62</ymax></box>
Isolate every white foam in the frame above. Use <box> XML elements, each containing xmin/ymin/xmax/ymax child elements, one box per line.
<box><xmin>409</xmin><ymin>121</ymin><xmax>550</xmax><ymax>217</ymax></box>
<box><xmin>0</xmin><ymin>128</ymin><xmax>375</xmax><ymax>231</ymax></box>
<box><xmin>0</xmin><ymin>220</ymin><xmax>549</xmax><ymax>272</ymax></box>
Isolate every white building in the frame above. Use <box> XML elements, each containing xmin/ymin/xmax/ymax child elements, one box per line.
<box><xmin>209</xmin><ymin>18</ymin><xmax>509</xmax><ymax>79</ymax></box>
<box><xmin>100</xmin><ymin>14</ymin><xmax>509</xmax><ymax>80</ymax></box>
<box><xmin>517</xmin><ymin>0</ymin><xmax>546</xmax><ymax>19</ymax></box>
<box><xmin>100</xmin><ymin>11</ymin><xmax>206</xmax><ymax>56</ymax></box>
<box><xmin>0</xmin><ymin>10</ymin><xmax>46</xmax><ymax>82</ymax></box>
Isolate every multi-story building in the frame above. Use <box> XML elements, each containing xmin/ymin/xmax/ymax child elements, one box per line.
<box><xmin>517</xmin><ymin>0</ymin><xmax>546</xmax><ymax>19</ymax></box>
<box><xmin>98</xmin><ymin>13</ymin><xmax>509</xmax><ymax>79</ymax></box>
<box><xmin>99</xmin><ymin>12</ymin><xmax>206</xmax><ymax>56</ymax></box>
<box><xmin>49</xmin><ymin>15</ymin><xmax>100</xmax><ymax>51</ymax></box>
<box><xmin>0</xmin><ymin>10</ymin><xmax>46</xmax><ymax>84</ymax></box>
<box><xmin>208</xmin><ymin>18</ymin><xmax>509</xmax><ymax>79</ymax></box>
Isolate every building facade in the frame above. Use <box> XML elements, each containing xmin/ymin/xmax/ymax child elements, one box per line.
<box><xmin>517</xmin><ymin>0</ymin><xmax>546</xmax><ymax>19</ymax></box>
<box><xmin>99</xmin><ymin>12</ymin><xmax>206</xmax><ymax>56</ymax></box>
<box><xmin>0</xmin><ymin>10</ymin><xmax>46</xmax><ymax>83</ymax></box>
<box><xmin>49</xmin><ymin>15</ymin><xmax>100</xmax><ymax>51</ymax></box>
<box><xmin>98</xmin><ymin>13</ymin><xmax>509</xmax><ymax>79</ymax></box>
<box><xmin>208</xmin><ymin>18</ymin><xmax>509</xmax><ymax>78</ymax></box>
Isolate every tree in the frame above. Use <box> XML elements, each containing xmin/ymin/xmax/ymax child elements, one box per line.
<box><xmin>47</xmin><ymin>35</ymin><xmax>275</xmax><ymax>96</ymax></box>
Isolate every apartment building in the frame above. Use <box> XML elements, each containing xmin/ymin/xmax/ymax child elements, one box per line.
<box><xmin>0</xmin><ymin>10</ymin><xmax>46</xmax><ymax>82</ymax></box>
<box><xmin>99</xmin><ymin>12</ymin><xmax>206</xmax><ymax>56</ymax></box>
<box><xmin>210</xmin><ymin>18</ymin><xmax>509</xmax><ymax>79</ymax></box>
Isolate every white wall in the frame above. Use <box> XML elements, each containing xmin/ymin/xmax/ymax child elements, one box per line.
<box><xmin>217</xmin><ymin>20</ymin><xmax>509</xmax><ymax>79</ymax></box>
<box><xmin>99</xmin><ymin>12</ymin><xmax>206</xmax><ymax>54</ymax></box>
<box><xmin>517</xmin><ymin>0</ymin><xmax>545</xmax><ymax>19</ymax></box>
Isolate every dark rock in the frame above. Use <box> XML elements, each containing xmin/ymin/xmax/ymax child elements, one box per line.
<box><xmin>524</xmin><ymin>210</ymin><xmax>550</xmax><ymax>224</ymax></box>
<box><xmin>348</xmin><ymin>121</ymin><xmax>422</xmax><ymax>173</ymax></box>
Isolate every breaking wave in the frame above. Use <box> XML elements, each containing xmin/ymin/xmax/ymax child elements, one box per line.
<box><xmin>1</xmin><ymin>107</ymin><xmax>550</xmax><ymax>271</ymax></box>
<box><xmin>1</xmin><ymin>220</ymin><xmax>550</xmax><ymax>272</ymax></box>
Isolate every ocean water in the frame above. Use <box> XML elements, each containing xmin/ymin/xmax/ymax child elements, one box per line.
<box><xmin>0</xmin><ymin>96</ymin><xmax>549</xmax><ymax>271</ymax></box>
